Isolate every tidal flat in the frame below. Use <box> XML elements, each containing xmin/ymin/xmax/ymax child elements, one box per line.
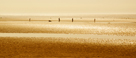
<box><xmin>0</xmin><ymin>15</ymin><xmax>136</xmax><ymax>58</ymax></box>
<box><xmin>0</xmin><ymin>21</ymin><xmax>136</xmax><ymax>36</ymax></box>
<box><xmin>0</xmin><ymin>37</ymin><xmax>136</xmax><ymax>58</ymax></box>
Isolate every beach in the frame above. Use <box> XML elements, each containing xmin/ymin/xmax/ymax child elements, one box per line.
<box><xmin>0</xmin><ymin>14</ymin><xmax>136</xmax><ymax>58</ymax></box>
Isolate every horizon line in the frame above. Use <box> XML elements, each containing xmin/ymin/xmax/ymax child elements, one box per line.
<box><xmin>1</xmin><ymin>13</ymin><xmax>136</xmax><ymax>16</ymax></box>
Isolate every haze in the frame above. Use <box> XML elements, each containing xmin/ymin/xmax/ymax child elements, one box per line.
<box><xmin>0</xmin><ymin>0</ymin><xmax>136</xmax><ymax>15</ymax></box>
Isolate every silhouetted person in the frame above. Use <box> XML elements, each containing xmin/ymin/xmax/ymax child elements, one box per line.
<box><xmin>72</xmin><ymin>18</ymin><xmax>74</xmax><ymax>22</ymax></box>
<box><xmin>94</xmin><ymin>18</ymin><xmax>96</xmax><ymax>22</ymax></box>
<box><xmin>80</xmin><ymin>17</ymin><xmax>82</xmax><ymax>19</ymax></box>
<box><xmin>58</xmin><ymin>18</ymin><xmax>60</xmax><ymax>22</ymax></box>
<box><xmin>49</xmin><ymin>20</ymin><xmax>51</xmax><ymax>22</ymax></box>
<box><xmin>29</xmin><ymin>18</ymin><xmax>31</xmax><ymax>21</ymax></box>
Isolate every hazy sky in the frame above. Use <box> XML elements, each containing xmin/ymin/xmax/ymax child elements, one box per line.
<box><xmin>0</xmin><ymin>0</ymin><xmax>136</xmax><ymax>15</ymax></box>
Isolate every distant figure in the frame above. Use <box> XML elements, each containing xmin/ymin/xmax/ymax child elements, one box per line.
<box><xmin>58</xmin><ymin>18</ymin><xmax>60</xmax><ymax>22</ymax></box>
<box><xmin>49</xmin><ymin>20</ymin><xmax>51</xmax><ymax>22</ymax></box>
<box><xmin>108</xmin><ymin>22</ymin><xmax>110</xmax><ymax>24</ymax></box>
<box><xmin>80</xmin><ymin>17</ymin><xmax>82</xmax><ymax>19</ymax></box>
<box><xmin>29</xmin><ymin>18</ymin><xmax>31</xmax><ymax>21</ymax></box>
<box><xmin>72</xmin><ymin>18</ymin><xmax>74</xmax><ymax>22</ymax></box>
<box><xmin>94</xmin><ymin>18</ymin><xmax>96</xmax><ymax>22</ymax></box>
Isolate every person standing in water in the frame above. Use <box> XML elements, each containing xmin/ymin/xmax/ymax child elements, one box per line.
<box><xmin>94</xmin><ymin>18</ymin><xmax>96</xmax><ymax>22</ymax></box>
<box><xmin>72</xmin><ymin>18</ymin><xmax>73</xmax><ymax>22</ymax></box>
<box><xmin>58</xmin><ymin>18</ymin><xmax>60</xmax><ymax>22</ymax></box>
<box><xmin>29</xmin><ymin>18</ymin><xmax>31</xmax><ymax>21</ymax></box>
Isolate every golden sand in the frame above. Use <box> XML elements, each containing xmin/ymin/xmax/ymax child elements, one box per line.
<box><xmin>0</xmin><ymin>37</ymin><xmax>136</xmax><ymax>58</ymax></box>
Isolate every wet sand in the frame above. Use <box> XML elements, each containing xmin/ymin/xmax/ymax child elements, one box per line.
<box><xmin>0</xmin><ymin>37</ymin><xmax>136</xmax><ymax>58</ymax></box>
<box><xmin>0</xmin><ymin>21</ymin><xmax>136</xmax><ymax>36</ymax></box>
<box><xmin>0</xmin><ymin>15</ymin><xmax>136</xmax><ymax>58</ymax></box>
<box><xmin>0</xmin><ymin>33</ymin><xmax>136</xmax><ymax>39</ymax></box>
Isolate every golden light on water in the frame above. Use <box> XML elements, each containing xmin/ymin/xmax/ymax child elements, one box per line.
<box><xmin>0</xmin><ymin>22</ymin><xmax>134</xmax><ymax>36</ymax></box>
<box><xmin>0</xmin><ymin>0</ymin><xmax>136</xmax><ymax>57</ymax></box>
<box><xmin>0</xmin><ymin>18</ymin><xmax>136</xmax><ymax>58</ymax></box>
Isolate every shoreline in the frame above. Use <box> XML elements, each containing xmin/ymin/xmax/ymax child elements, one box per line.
<box><xmin>0</xmin><ymin>33</ymin><xmax>136</xmax><ymax>39</ymax></box>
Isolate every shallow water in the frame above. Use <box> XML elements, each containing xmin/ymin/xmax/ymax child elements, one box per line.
<box><xmin>0</xmin><ymin>33</ymin><xmax>136</xmax><ymax>39</ymax></box>
<box><xmin>1</xmin><ymin>15</ymin><xmax>136</xmax><ymax>58</ymax></box>
<box><xmin>0</xmin><ymin>21</ymin><xmax>135</xmax><ymax>23</ymax></box>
